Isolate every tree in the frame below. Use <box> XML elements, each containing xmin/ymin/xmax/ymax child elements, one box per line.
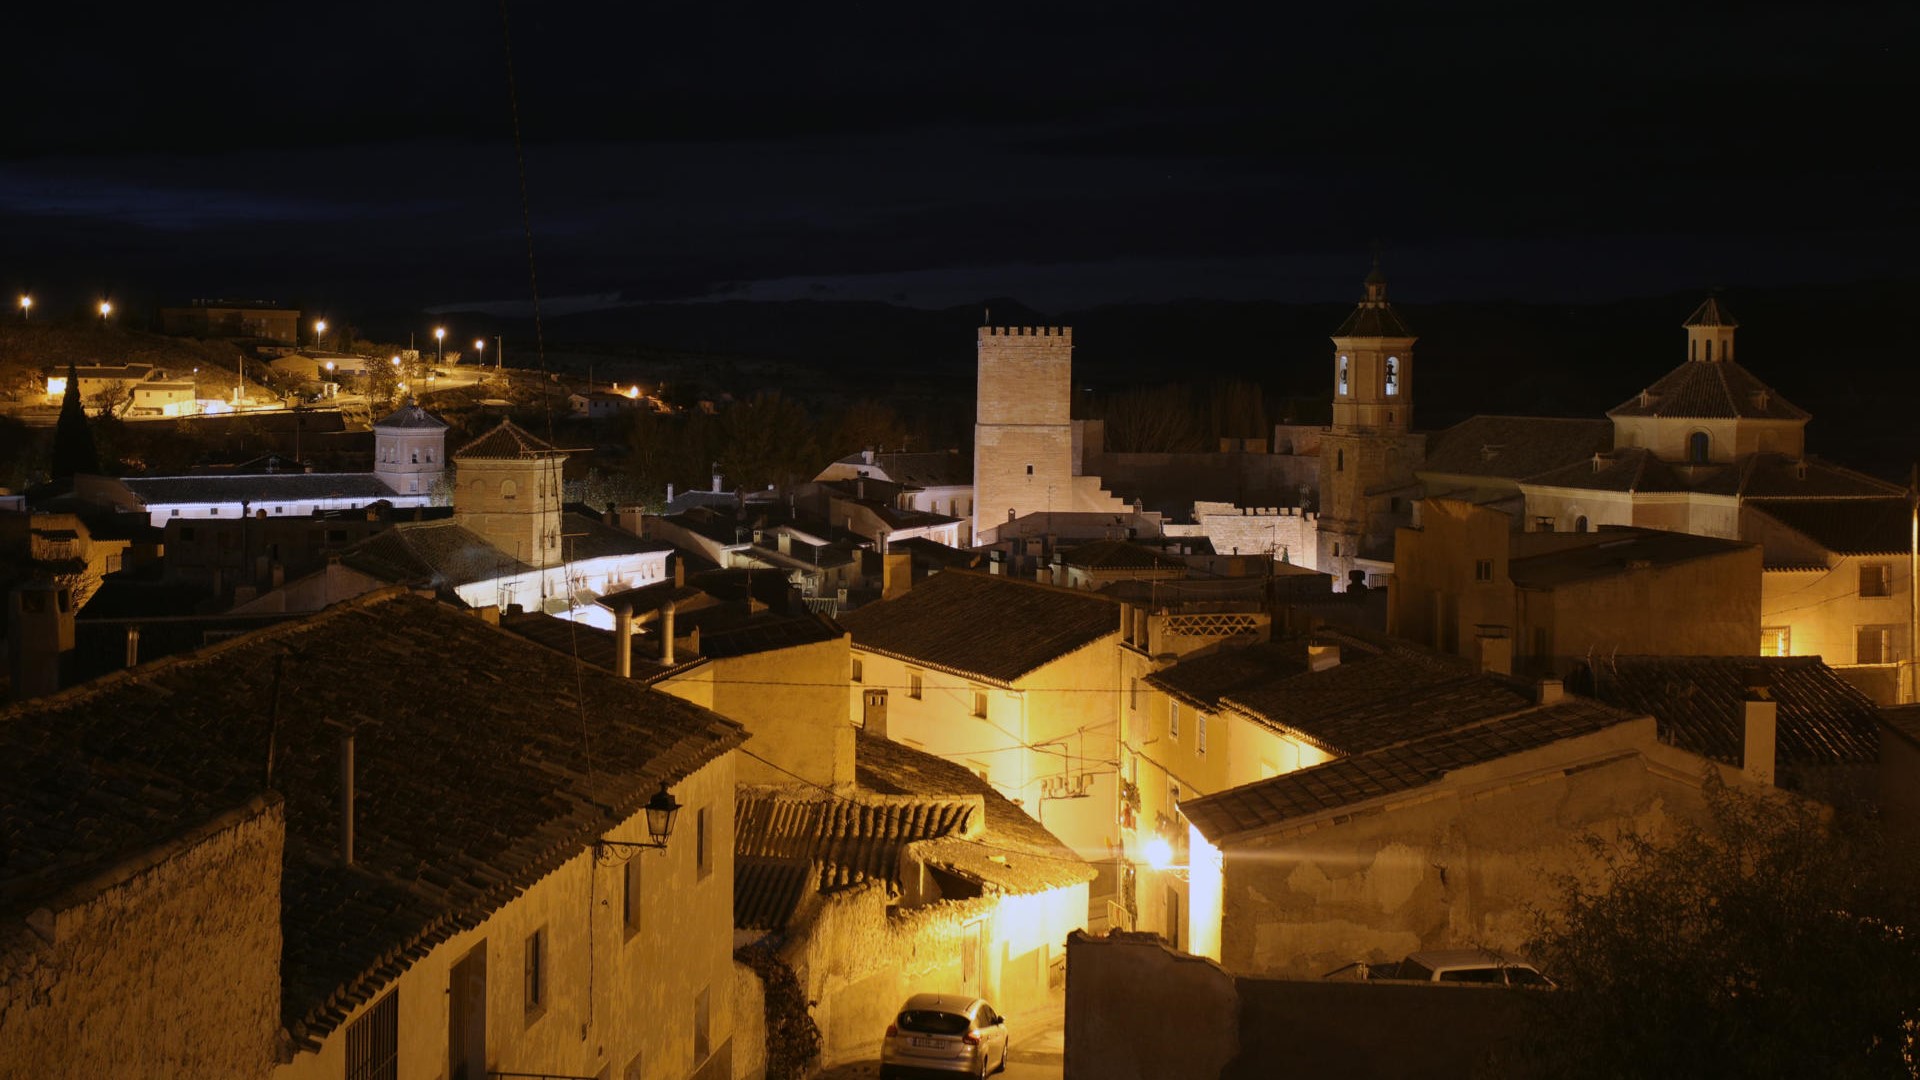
<box><xmin>1507</xmin><ymin>776</ymin><xmax>1920</xmax><ymax>1079</ymax></box>
<box><xmin>1099</xmin><ymin>384</ymin><xmax>1205</xmax><ymax>453</ymax></box>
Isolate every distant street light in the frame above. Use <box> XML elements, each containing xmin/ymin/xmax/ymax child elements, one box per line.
<box><xmin>315</xmin><ymin>319</ymin><xmax>328</xmax><ymax>350</ymax></box>
<box><xmin>98</xmin><ymin>300</ymin><xmax>113</xmax><ymax>319</ymax></box>
<box><xmin>434</xmin><ymin>326</ymin><xmax>445</xmax><ymax>365</ymax></box>
<box><xmin>18</xmin><ymin>295</ymin><xmax>31</xmax><ymax>319</ymax></box>
<box><xmin>474</xmin><ymin>339</ymin><xmax>485</xmax><ymax>369</ymax></box>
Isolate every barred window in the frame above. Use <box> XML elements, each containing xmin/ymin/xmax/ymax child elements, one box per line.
<box><xmin>344</xmin><ymin>989</ymin><xmax>398</xmax><ymax>1080</ymax></box>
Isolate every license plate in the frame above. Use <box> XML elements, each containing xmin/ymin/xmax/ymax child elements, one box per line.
<box><xmin>912</xmin><ymin>1037</ymin><xmax>945</xmax><ymax>1048</ymax></box>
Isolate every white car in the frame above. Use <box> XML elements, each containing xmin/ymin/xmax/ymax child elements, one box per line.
<box><xmin>880</xmin><ymin>993</ymin><xmax>1010</xmax><ymax>1078</ymax></box>
<box><xmin>1324</xmin><ymin>948</ymin><xmax>1555</xmax><ymax>987</ymax></box>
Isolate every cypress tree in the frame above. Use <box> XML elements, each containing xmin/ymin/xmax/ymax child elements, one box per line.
<box><xmin>50</xmin><ymin>362</ymin><xmax>101</xmax><ymax>479</ymax></box>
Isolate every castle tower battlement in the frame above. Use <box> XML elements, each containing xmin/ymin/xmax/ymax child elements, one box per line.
<box><xmin>973</xmin><ymin>325</ymin><xmax>1081</xmax><ymax>543</ymax></box>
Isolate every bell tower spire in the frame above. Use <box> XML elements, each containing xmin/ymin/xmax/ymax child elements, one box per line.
<box><xmin>1683</xmin><ymin>293</ymin><xmax>1738</xmax><ymax>363</ymax></box>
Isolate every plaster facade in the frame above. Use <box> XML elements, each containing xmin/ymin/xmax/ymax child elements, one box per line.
<box><xmin>657</xmin><ymin>632</ymin><xmax>856</xmax><ymax>789</ymax></box>
<box><xmin>276</xmin><ymin>754</ymin><xmax>739</xmax><ymax>1080</ymax></box>
<box><xmin>1201</xmin><ymin>719</ymin><xmax>1746</xmax><ymax>978</ymax></box>
<box><xmin>0</xmin><ymin>796</ymin><xmax>285</xmax><ymax>1080</ymax></box>
<box><xmin>454</xmin><ymin>453</ymin><xmax>565</xmax><ymax>570</ymax></box>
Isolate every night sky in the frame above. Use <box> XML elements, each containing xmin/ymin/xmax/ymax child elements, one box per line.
<box><xmin>3</xmin><ymin>1</ymin><xmax>1913</xmax><ymax>319</ymax></box>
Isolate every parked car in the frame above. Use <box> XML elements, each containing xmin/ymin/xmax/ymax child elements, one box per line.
<box><xmin>1323</xmin><ymin>948</ymin><xmax>1555</xmax><ymax>988</ymax></box>
<box><xmin>880</xmin><ymin>993</ymin><xmax>1010</xmax><ymax>1078</ymax></box>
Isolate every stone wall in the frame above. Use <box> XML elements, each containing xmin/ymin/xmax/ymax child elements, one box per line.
<box><xmin>1190</xmin><ymin>503</ymin><xmax>1319</xmax><ymax>569</ymax></box>
<box><xmin>1065</xmin><ymin>930</ymin><xmax>1535</xmax><ymax>1080</ymax></box>
<box><xmin>0</xmin><ymin>795</ymin><xmax>285</xmax><ymax>1080</ymax></box>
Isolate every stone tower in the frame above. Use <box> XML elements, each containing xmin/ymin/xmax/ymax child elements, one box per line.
<box><xmin>373</xmin><ymin>400</ymin><xmax>449</xmax><ymax>498</ymax></box>
<box><xmin>973</xmin><ymin>326</ymin><xmax>1076</xmax><ymax>544</ymax></box>
<box><xmin>1318</xmin><ymin>266</ymin><xmax>1424</xmax><ymax>585</ymax></box>
<box><xmin>453</xmin><ymin>419</ymin><xmax>567</xmax><ymax>569</ymax></box>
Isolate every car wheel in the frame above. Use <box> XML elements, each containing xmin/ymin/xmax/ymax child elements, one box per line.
<box><xmin>995</xmin><ymin>1045</ymin><xmax>1008</xmax><ymax>1074</ymax></box>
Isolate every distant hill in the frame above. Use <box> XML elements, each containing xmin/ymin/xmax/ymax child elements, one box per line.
<box><xmin>422</xmin><ymin>278</ymin><xmax>1918</xmax><ymax>480</ymax></box>
<box><xmin>0</xmin><ymin>321</ymin><xmax>263</xmax><ymax>405</ymax></box>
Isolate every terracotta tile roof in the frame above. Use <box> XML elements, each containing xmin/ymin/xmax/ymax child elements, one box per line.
<box><xmin>1186</xmin><ymin>692</ymin><xmax>1639</xmax><ymax>843</ymax></box>
<box><xmin>1722</xmin><ymin>456</ymin><xmax>1906</xmax><ymax>499</ymax></box>
<box><xmin>874</xmin><ymin>450</ymin><xmax>972</xmax><ymax>487</ymax></box>
<box><xmin>1880</xmin><ymin>705</ymin><xmax>1920</xmax><ymax>752</ymax></box>
<box><xmin>340</xmin><ymin>520</ymin><xmax>530</xmax><ymax>588</ymax></box>
<box><xmin>1607</xmin><ymin>358</ymin><xmax>1808</xmax><ymax>421</ymax></box>
<box><xmin>1520</xmin><ymin>447</ymin><xmax>1690</xmax><ymax>493</ymax></box>
<box><xmin>123</xmin><ymin>473</ymin><xmax>404</xmax><ymax>505</ymax></box>
<box><xmin>1421</xmin><ymin>416</ymin><xmax>1614</xmax><ymax>481</ymax></box>
<box><xmin>1145</xmin><ymin>641</ymin><xmax>1308</xmax><ymax>712</ymax></box>
<box><xmin>735</xmin><ymin>855</ymin><xmax>815</xmax><ymax>932</ymax></box>
<box><xmin>453</xmin><ymin>419</ymin><xmax>563</xmax><ymax>459</ymax></box>
<box><xmin>1682</xmin><ymin>296</ymin><xmax>1738</xmax><ymax>328</ymax></box>
<box><xmin>1061</xmin><ymin>540</ymin><xmax>1187</xmax><ymax>572</ymax></box>
<box><xmin>1506</xmin><ymin>528</ymin><xmax>1756</xmax><ymax>588</ymax></box>
<box><xmin>1567</xmin><ymin>656</ymin><xmax>1880</xmax><ymax>774</ymax></box>
<box><xmin>371</xmin><ymin>402</ymin><xmax>447</xmax><ymax>430</ymax></box>
<box><xmin>840</xmin><ymin>570</ymin><xmax>1118</xmax><ymax>686</ymax></box>
<box><xmin>1220</xmin><ymin>646</ymin><xmax>1479</xmax><ymax>755</ymax></box>
<box><xmin>0</xmin><ymin>590</ymin><xmax>745</xmax><ymax>1047</ymax></box>
<box><xmin>1747</xmin><ymin>498</ymin><xmax>1915</xmax><ymax>556</ymax></box>
<box><xmin>558</xmin><ymin>508</ymin><xmax>674</xmax><ymax>562</ymax></box>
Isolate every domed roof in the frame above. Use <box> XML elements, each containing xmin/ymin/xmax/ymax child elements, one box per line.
<box><xmin>373</xmin><ymin>401</ymin><xmax>448</xmax><ymax>430</ymax></box>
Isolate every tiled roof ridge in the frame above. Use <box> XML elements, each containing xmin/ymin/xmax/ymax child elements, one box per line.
<box><xmin>1221</xmin><ymin>672</ymin><xmax>1495</xmax><ymax>755</ymax></box>
<box><xmin>453</xmin><ymin>418</ymin><xmax>564</xmax><ymax>459</ymax></box>
<box><xmin>0</xmin><ymin>586</ymin><xmax>419</xmax><ymax>720</ymax></box>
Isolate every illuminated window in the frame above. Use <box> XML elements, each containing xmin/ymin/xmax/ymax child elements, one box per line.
<box><xmin>908</xmin><ymin>671</ymin><xmax>923</xmax><ymax>699</ymax></box>
<box><xmin>1385</xmin><ymin>356</ymin><xmax>1399</xmax><ymax>395</ymax></box>
<box><xmin>1337</xmin><ymin>356</ymin><xmax>1349</xmax><ymax>395</ymax></box>
<box><xmin>1859</xmin><ymin>565</ymin><xmax>1892</xmax><ymax>597</ymax></box>
<box><xmin>1857</xmin><ymin>625</ymin><xmax>1905</xmax><ymax>665</ymax></box>
<box><xmin>1760</xmin><ymin>627</ymin><xmax>1790</xmax><ymax>657</ymax></box>
<box><xmin>972</xmin><ymin>690</ymin><xmax>988</xmax><ymax>718</ymax></box>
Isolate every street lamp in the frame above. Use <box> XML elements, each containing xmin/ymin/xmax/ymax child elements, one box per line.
<box><xmin>98</xmin><ymin>300</ymin><xmax>113</xmax><ymax>319</ymax></box>
<box><xmin>433</xmin><ymin>326</ymin><xmax>445</xmax><ymax>365</ymax></box>
<box><xmin>473</xmin><ymin>339</ymin><xmax>485</xmax><ymax>368</ymax></box>
<box><xmin>18</xmin><ymin>295</ymin><xmax>31</xmax><ymax>320</ymax></box>
<box><xmin>315</xmin><ymin>319</ymin><xmax>328</xmax><ymax>351</ymax></box>
<box><xmin>593</xmin><ymin>781</ymin><xmax>682</xmax><ymax>858</ymax></box>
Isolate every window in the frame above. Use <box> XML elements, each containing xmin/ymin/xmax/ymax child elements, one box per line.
<box><xmin>344</xmin><ymin>989</ymin><xmax>398</xmax><ymax>1080</ymax></box>
<box><xmin>622</xmin><ymin>858</ymin><xmax>641</xmax><ymax>939</ymax></box>
<box><xmin>1857</xmin><ymin>625</ymin><xmax>1906</xmax><ymax>665</ymax></box>
<box><xmin>1687</xmin><ymin>431</ymin><xmax>1711</xmax><ymax>465</ymax></box>
<box><xmin>1026</xmin><ymin>463</ymin><xmax>1034</xmax><ymax>476</ymax></box>
<box><xmin>1196</xmin><ymin>714</ymin><xmax>1207</xmax><ymax>756</ymax></box>
<box><xmin>410</xmin><ymin>449</ymin><xmax>419</xmax><ymax>464</ymax></box>
<box><xmin>696</xmin><ymin>806</ymin><xmax>712</xmax><ymax>880</ymax></box>
<box><xmin>1337</xmin><ymin>355</ymin><xmax>1349</xmax><ymax>396</ymax></box>
<box><xmin>907</xmin><ymin>671</ymin><xmax>923</xmax><ymax>699</ymax></box>
<box><xmin>1760</xmin><ymin>627</ymin><xmax>1790</xmax><ymax>658</ymax></box>
<box><xmin>693</xmin><ymin>986</ymin><xmax>712</xmax><ymax>1062</ymax></box>
<box><xmin>851</xmin><ymin>658</ymin><xmax>863</xmax><ymax>683</ymax></box>
<box><xmin>1859</xmin><ymin>564</ymin><xmax>1893</xmax><ymax>598</ymax></box>
<box><xmin>1574</xmin><ymin>515</ymin><xmax>1589</xmax><ymax>533</ymax></box>
<box><xmin>523</xmin><ymin>927</ymin><xmax>547</xmax><ymax>1019</ymax></box>
<box><xmin>1474</xmin><ymin>559</ymin><xmax>1494</xmax><ymax>582</ymax></box>
<box><xmin>1533</xmin><ymin>516</ymin><xmax>1555</xmax><ymax>532</ymax></box>
<box><xmin>502</xmin><ymin>479</ymin><xmax>518</xmax><ymax>501</ymax></box>
<box><xmin>972</xmin><ymin>690</ymin><xmax>988</xmax><ymax>718</ymax></box>
<box><xmin>1385</xmin><ymin>356</ymin><xmax>1399</xmax><ymax>395</ymax></box>
<box><xmin>1169</xmin><ymin>779</ymin><xmax>1182</xmax><ymax>817</ymax></box>
<box><xmin>170</xmin><ymin>508</ymin><xmax>179</xmax><ymax>516</ymax></box>
<box><xmin>1169</xmin><ymin>701</ymin><xmax>1181</xmax><ymax>739</ymax></box>
<box><xmin>1335</xmin><ymin>449</ymin><xmax>1344</xmax><ymax>472</ymax></box>
<box><xmin>1130</xmin><ymin>677</ymin><xmax>1139</xmax><ymax>711</ymax></box>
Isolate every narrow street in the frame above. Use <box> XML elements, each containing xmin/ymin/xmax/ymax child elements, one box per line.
<box><xmin>812</xmin><ymin>1006</ymin><xmax>1064</xmax><ymax>1080</ymax></box>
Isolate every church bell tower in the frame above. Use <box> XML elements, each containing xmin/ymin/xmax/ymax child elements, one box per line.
<box><xmin>1317</xmin><ymin>264</ymin><xmax>1424</xmax><ymax>585</ymax></box>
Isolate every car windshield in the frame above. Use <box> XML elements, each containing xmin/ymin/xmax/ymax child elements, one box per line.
<box><xmin>1437</xmin><ymin>967</ymin><xmax>1504</xmax><ymax>984</ymax></box>
<box><xmin>1505</xmin><ymin>966</ymin><xmax>1552</xmax><ymax>987</ymax></box>
<box><xmin>898</xmin><ymin>1010</ymin><xmax>971</xmax><ymax>1036</ymax></box>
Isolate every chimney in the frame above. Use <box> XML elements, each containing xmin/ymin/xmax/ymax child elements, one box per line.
<box><xmin>666</xmin><ymin>482</ymin><xmax>675</xmax><ymax>505</ymax></box>
<box><xmin>339</xmin><ymin>729</ymin><xmax>356</xmax><ymax>867</ymax></box>
<box><xmin>1306</xmin><ymin>642</ymin><xmax>1340</xmax><ymax>672</ymax></box>
<box><xmin>1119</xmin><ymin>601</ymin><xmax>1133</xmax><ymax>645</ymax></box>
<box><xmin>856</xmin><ymin>478</ymin><xmax>866</xmax><ymax>501</ymax></box>
<box><xmin>615</xmin><ymin>605</ymin><xmax>633</xmax><ymax>678</ymax></box>
<box><xmin>711</xmin><ymin>472</ymin><xmax>723</xmax><ymax>494</ymax></box>
<box><xmin>990</xmin><ymin>550</ymin><xmax>1004</xmax><ymax>576</ymax></box>
<box><xmin>863</xmin><ymin>448</ymin><xmax>875</xmax><ymax>465</ymax></box>
<box><xmin>125</xmin><ymin>625</ymin><xmax>141</xmax><ymax>669</ymax></box>
<box><xmin>1743</xmin><ymin>683</ymin><xmax>1777</xmax><ymax>786</ymax></box>
<box><xmin>1536</xmin><ymin>678</ymin><xmax>1565</xmax><ymax>705</ymax></box>
<box><xmin>777</xmin><ymin>532</ymin><xmax>792</xmax><ymax>556</ymax></box>
<box><xmin>673</xmin><ymin>556</ymin><xmax>684</xmax><ymax>588</ymax></box>
<box><xmin>883</xmin><ymin>551</ymin><xmax>912</xmax><ymax>600</ymax></box>
<box><xmin>661</xmin><ymin>600</ymin><xmax>677</xmax><ymax>665</ymax></box>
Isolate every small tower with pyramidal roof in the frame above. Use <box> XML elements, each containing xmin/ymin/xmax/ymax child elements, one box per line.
<box><xmin>1683</xmin><ymin>294</ymin><xmax>1738</xmax><ymax>365</ymax></box>
<box><xmin>372</xmin><ymin>399</ymin><xmax>448</xmax><ymax>498</ymax></box>
<box><xmin>453</xmin><ymin>419</ymin><xmax>568</xmax><ymax>569</ymax></box>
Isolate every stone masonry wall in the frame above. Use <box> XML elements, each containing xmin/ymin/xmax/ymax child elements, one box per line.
<box><xmin>0</xmin><ymin>795</ymin><xmax>286</xmax><ymax>1080</ymax></box>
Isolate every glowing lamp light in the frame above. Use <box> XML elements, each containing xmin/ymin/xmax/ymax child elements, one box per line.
<box><xmin>391</xmin><ymin>356</ymin><xmax>401</xmax><ymax>367</ymax></box>
<box><xmin>18</xmin><ymin>295</ymin><xmax>31</xmax><ymax>316</ymax></box>
<box><xmin>324</xmin><ymin>361</ymin><xmax>335</xmax><ymax>372</ymax></box>
<box><xmin>474</xmin><ymin>338</ymin><xmax>485</xmax><ymax>351</ymax></box>
<box><xmin>1143</xmin><ymin>836</ymin><xmax>1174</xmax><ymax>871</ymax></box>
<box><xmin>626</xmin><ymin>385</ymin><xmax>640</xmax><ymax>399</ymax></box>
<box><xmin>433</xmin><ymin>327</ymin><xmax>445</xmax><ymax>341</ymax></box>
<box><xmin>98</xmin><ymin>300</ymin><xmax>113</xmax><ymax>318</ymax></box>
<box><xmin>47</xmin><ymin>376</ymin><xmax>67</xmax><ymax>396</ymax></box>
